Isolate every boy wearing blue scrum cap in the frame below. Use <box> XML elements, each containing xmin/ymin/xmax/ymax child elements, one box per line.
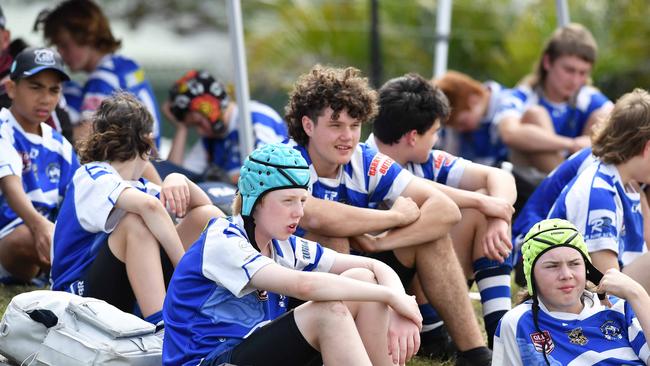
<box><xmin>0</xmin><ymin>47</ymin><xmax>78</xmax><ymax>284</ymax></box>
<box><xmin>163</xmin><ymin>143</ymin><xmax>423</xmax><ymax>366</ymax></box>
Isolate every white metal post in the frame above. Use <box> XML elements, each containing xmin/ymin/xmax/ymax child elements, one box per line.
<box><xmin>556</xmin><ymin>0</ymin><xmax>570</xmax><ymax>27</ymax></box>
<box><xmin>226</xmin><ymin>0</ymin><xmax>255</xmax><ymax>162</ymax></box>
<box><xmin>433</xmin><ymin>0</ymin><xmax>452</xmax><ymax>78</ymax></box>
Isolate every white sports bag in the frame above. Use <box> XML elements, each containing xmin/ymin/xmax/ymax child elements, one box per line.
<box><xmin>0</xmin><ymin>290</ymin><xmax>162</xmax><ymax>365</ymax></box>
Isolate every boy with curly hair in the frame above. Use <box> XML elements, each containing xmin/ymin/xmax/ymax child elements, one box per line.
<box><xmin>284</xmin><ymin>65</ymin><xmax>493</xmax><ymax>365</ymax></box>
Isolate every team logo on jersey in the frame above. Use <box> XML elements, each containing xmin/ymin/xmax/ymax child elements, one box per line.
<box><xmin>19</xmin><ymin>151</ymin><xmax>32</xmax><ymax>173</ymax></box>
<box><xmin>433</xmin><ymin>151</ymin><xmax>455</xmax><ymax>170</ymax></box>
<box><xmin>256</xmin><ymin>290</ymin><xmax>269</xmax><ymax>301</ymax></box>
<box><xmin>600</xmin><ymin>320</ymin><xmax>622</xmax><ymax>341</ymax></box>
<box><xmin>300</xmin><ymin>240</ymin><xmax>311</xmax><ymax>260</ymax></box>
<box><xmin>530</xmin><ymin>330</ymin><xmax>555</xmax><ymax>354</ymax></box>
<box><xmin>566</xmin><ymin>327</ymin><xmax>588</xmax><ymax>346</ymax></box>
<box><xmin>46</xmin><ymin>162</ymin><xmax>61</xmax><ymax>183</ymax></box>
<box><xmin>369</xmin><ymin>154</ymin><xmax>393</xmax><ymax>176</ymax></box>
<box><xmin>34</xmin><ymin>49</ymin><xmax>56</xmax><ymax>66</ymax></box>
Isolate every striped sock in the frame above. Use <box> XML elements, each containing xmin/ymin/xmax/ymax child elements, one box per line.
<box><xmin>473</xmin><ymin>257</ymin><xmax>512</xmax><ymax>348</ymax></box>
<box><xmin>419</xmin><ymin>303</ymin><xmax>443</xmax><ymax>332</ymax></box>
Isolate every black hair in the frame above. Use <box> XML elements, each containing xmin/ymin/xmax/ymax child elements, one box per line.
<box><xmin>373</xmin><ymin>73</ymin><xmax>450</xmax><ymax>145</ymax></box>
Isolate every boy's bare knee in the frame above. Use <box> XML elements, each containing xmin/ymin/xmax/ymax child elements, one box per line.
<box><xmin>522</xmin><ymin>105</ymin><xmax>552</xmax><ymax>128</ymax></box>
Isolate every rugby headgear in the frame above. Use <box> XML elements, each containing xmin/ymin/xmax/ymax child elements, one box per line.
<box><xmin>522</xmin><ymin>218</ymin><xmax>603</xmax><ymax>295</ymax></box>
<box><xmin>238</xmin><ymin>143</ymin><xmax>310</xmax><ymax>216</ymax></box>
<box><xmin>169</xmin><ymin>70</ymin><xmax>229</xmax><ymax>134</ymax></box>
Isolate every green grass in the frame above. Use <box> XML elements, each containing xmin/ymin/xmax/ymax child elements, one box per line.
<box><xmin>0</xmin><ymin>283</ymin><xmax>520</xmax><ymax>366</ymax></box>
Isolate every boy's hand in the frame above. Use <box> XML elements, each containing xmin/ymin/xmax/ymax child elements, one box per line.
<box><xmin>597</xmin><ymin>268</ymin><xmax>647</xmax><ymax>301</ymax></box>
<box><xmin>28</xmin><ymin>217</ymin><xmax>53</xmax><ymax>266</ymax></box>
<box><xmin>477</xmin><ymin>195</ymin><xmax>514</xmax><ymax>222</ymax></box>
<box><xmin>161</xmin><ymin>173</ymin><xmax>190</xmax><ymax>217</ymax></box>
<box><xmin>391</xmin><ymin>196</ymin><xmax>420</xmax><ymax>227</ymax></box>
<box><xmin>387</xmin><ymin>310</ymin><xmax>421</xmax><ymax>366</ymax></box>
<box><xmin>482</xmin><ymin>218</ymin><xmax>513</xmax><ymax>262</ymax></box>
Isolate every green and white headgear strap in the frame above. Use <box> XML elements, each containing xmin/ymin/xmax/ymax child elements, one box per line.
<box><xmin>522</xmin><ymin>218</ymin><xmax>604</xmax><ymax>296</ymax></box>
<box><xmin>238</xmin><ymin>143</ymin><xmax>310</xmax><ymax>217</ymax></box>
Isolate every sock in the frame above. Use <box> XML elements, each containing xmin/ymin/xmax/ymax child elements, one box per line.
<box><xmin>144</xmin><ymin>310</ymin><xmax>163</xmax><ymax>326</ymax></box>
<box><xmin>419</xmin><ymin>303</ymin><xmax>443</xmax><ymax>333</ymax></box>
<box><xmin>457</xmin><ymin>346</ymin><xmax>492</xmax><ymax>365</ymax></box>
<box><xmin>473</xmin><ymin>257</ymin><xmax>512</xmax><ymax>348</ymax></box>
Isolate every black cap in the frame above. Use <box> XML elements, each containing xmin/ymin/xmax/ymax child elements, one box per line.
<box><xmin>10</xmin><ymin>47</ymin><xmax>70</xmax><ymax>82</ymax></box>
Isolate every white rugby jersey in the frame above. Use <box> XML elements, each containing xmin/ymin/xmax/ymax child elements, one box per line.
<box><xmin>51</xmin><ymin>162</ymin><xmax>159</xmax><ymax>293</ymax></box>
<box><xmin>0</xmin><ymin>108</ymin><xmax>78</xmax><ymax>238</ymax></box>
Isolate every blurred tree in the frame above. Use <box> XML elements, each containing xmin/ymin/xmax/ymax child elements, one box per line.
<box><xmin>59</xmin><ymin>0</ymin><xmax>649</xmax><ymax>104</ymax></box>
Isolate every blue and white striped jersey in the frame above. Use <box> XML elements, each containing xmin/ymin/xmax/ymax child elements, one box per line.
<box><xmin>437</xmin><ymin>81</ymin><xmax>509</xmax><ymax>166</ymax></box>
<box><xmin>0</xmin><ymin>108</ymin><xmax>79</xmax><ymax>238</ymax></box>
<box><xmin>366</xmin><ymin>134</ymin><xmax>468</xmax><ymax>188</ymax></box>
<box><xmin>493</xmin><ymin>292</ymin><xmax>649</xmax><ymax>365</ymax></box>
<box><xmin>162</xmin><ymin>215</ymin><xmax>336</xmax><ymax>366</ymax></box>
<box><xmin>290</xmin><ymin>142</ymin><xmax>413</xmax><ymax>209</ymax></box>
<box><xmin>203</xmin><ymin>101</ymin><xmax>287</xmax><ymax>176</ymax></box>
<box><xmin>183</xmin><ymin>101</ymin><xmax>288</xmax><ymax>176</ymax></box>
<box><xmin>548</xmin><ymin>163</ymin><xmax>646</xmax><ymax>267</ymax></box>
<box><xmin>513</xmin><ymin>147</ymin><xmax>597</xmax><ymax>247</ymax></box>
<box><xmin>79</xmin><ymin>54</ymin><xmax>161</xmax><ymax>147</ymax></box>
<box><xmin>62</xmin><ymin>80</ymin><xmax>83</xmax><ymax>125</ymax></box>
<box><xmin>494</xmin><ymin>84</ymin><xmax>612</xmax><ymax>138</ymax></box>
<box><xmin>51</xmin><ymin>162</ymin><xmax>160</xmax><ymax>293</ymax></box>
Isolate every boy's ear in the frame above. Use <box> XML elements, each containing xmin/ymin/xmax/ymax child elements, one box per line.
<box><xmin>405</xmin><ymin>129</ymin><xmax>419</xmax><ymax>146</ymax></box>
<box><xmin>542</xmin><ymin>54</ymin><xmax>553</xmax><ymax>72</ymax></box>
<box><xmin>4</xmin><ymin>79</ymin><xmax>16</xmax><ymax>100</ymax></box>
<box><xmin>302</xmin><ymin>115</ymin><xmax>315</xmax><ymax>137</ymax></box>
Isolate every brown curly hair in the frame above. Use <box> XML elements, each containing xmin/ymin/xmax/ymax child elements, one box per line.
<box><xmin>592</xmin><ymin>88</ymin><xmax>650</xmax><ymax>165</ymax></box>
<box><xmin>38</xmin><ymin>0</ymin><xmax>121</xmax><ymax>54</ymax></box>
<box><xmin>285</xmin><ymin>65</ymin><xmax>378</xmax><ymax>146</ymax></box>
<box><xmin>77</xmin><ymin>92</ymin><xmax>154</xmax><ymax>164</ymax></box>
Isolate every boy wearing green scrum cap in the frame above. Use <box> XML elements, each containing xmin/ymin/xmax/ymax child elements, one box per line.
<box><xmin>493</xmin><ymin>218</ymin><xmax>650</xmax><ymax>365</ymax></box>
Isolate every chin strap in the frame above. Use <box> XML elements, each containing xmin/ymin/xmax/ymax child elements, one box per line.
<box><xmin>242</xmin><ymin>215</ymin><xmax>260</xmax><ymax>252</ymax></box>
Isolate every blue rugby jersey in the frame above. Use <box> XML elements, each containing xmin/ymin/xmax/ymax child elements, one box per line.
<box><xmin>548</xmin><ymin>163</ymin><xmax>646</xmax><ymax>267</ymax></box>
<box><xmin>0</xmin><ymin>108</ymin><xmax>79</xmax><ymax>238</ymax></box>
<box><xmin>437</xmin><ymin>81</ymin><xmax>509</xmax><ymax>166</ymax></box>
<box><xmin>493</xmin><ymin>292</ymin><xmax>649</xmax><ymax>365</ymax></box>
<box><xmin>80</xmin><ymin>54</ymin><xmax>162</xmax><ymax>147</ymax></box>
<box><xmin>51</xmin><ymin>162</ymin><xmax>160</xmax><ymax>293</ymax></box>
<box><xmin>513</xmin><ymin>147</ymin><xmax>597</xmax><ymax>247</ymax></box>
<box><xmin>289</xmin><ymin>142</ymin><xmax>413</xmax><ymax>209</ymax></box>
<box><xmin>494</xmin><ymin>84</ymin><xmax>612</xmax><ymax>139</ymax></box>
<box><xmin>162</xmin><ymin>215</ymin><xmax>336</xmax><ymax>366</ymax></box>
<box><xmin>366</xmin><ymin>134</ymin><xmax>469</xmax><ymax>188</ymax></box>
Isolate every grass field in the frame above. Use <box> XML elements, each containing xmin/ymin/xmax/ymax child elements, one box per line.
<box><xmin>0</xmin><ymin>284</ymin><xmax>505</xmax><ymax>366</ymax></box>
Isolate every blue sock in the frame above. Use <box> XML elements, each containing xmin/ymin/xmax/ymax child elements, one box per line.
<box><xmin>419</xmin><ymin>303</ymin><xmax>443</xmax><ymax>333</ymax></box>
<box><xmin>473</xmin><ymin>257</ymin><xmax>512</xmax><ymax>348</ymax></box>
<box><xmin>144</xmin><ymin>310</ymin><xmax>163</xmax><ymax>326</ymax></box>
